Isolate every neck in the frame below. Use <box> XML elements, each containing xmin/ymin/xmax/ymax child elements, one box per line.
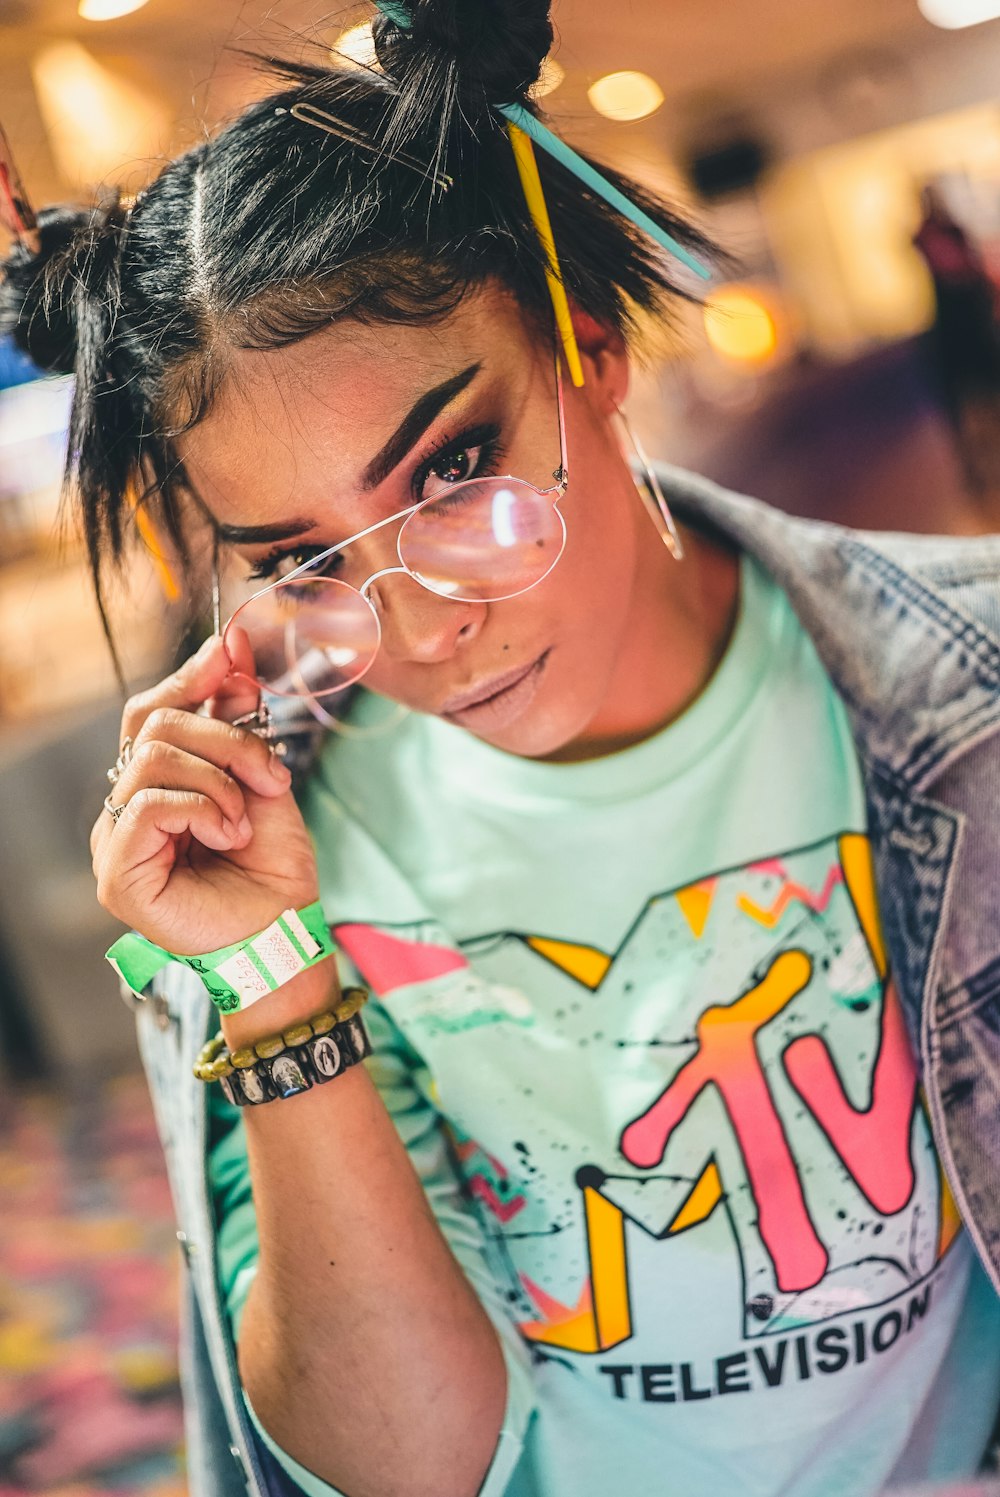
<box><xmin>544</xmin><ymin>524</ymin><xmax>741</xmax><ymax>764</ymax></box>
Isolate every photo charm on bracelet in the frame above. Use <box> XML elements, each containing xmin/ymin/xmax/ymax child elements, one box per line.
<box><xmin>268</xmin><ymin>1053</ymin><xmax>311</xmax><ymax>1099</ymax></box>
<box><xmin>217</xmin><ymin>1012</ymin><xmax>371</xmax><ymax>1107</ymax></box>
<box><xmin>311</xmin><ymin>1034</ymin><xmax>342</xmax><ymax>1079</ymax></box>
<box><xmin>238</xmin><ymin>1067</ymin><xmax>267</xmax><ymax>1106</ymax></box>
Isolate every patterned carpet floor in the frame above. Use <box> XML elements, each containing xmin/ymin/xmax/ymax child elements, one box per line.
<box><xmin>0</xmin><ymin>1074</ymin><xmax>186</xmax><ymax>1496</ymax></box>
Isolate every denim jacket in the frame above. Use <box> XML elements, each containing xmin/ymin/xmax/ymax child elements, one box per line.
<box><xmin>130</xmin><ymin>468</ymin><xmax>1000</xmax><ymax>1497</ymax></box>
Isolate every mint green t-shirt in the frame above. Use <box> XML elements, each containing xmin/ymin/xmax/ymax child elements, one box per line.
<box><xmin>209</xmin><ymin>554</ymin><xmax>1000</xmax><ymax>1496</ymax></box>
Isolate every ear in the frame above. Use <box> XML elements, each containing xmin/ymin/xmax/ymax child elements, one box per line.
<box><xmin>570</xmin><ymin>305</ymin><xmax>629</xmax><ymax>413</ymax></box>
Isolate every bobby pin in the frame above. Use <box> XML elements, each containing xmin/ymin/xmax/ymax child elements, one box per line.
<box><xmin>278</xmin><ymin>103</ymin><xmax>453</xmax><ymax>193</ymax></box>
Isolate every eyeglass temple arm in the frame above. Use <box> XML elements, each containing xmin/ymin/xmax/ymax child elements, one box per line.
<box><xmin>553</xmin><ymin>343</ymin><xmax>569</xmax><ymax>490</ymax></box>
<box><xmin>212</xmin><ymin>531</ymin><xmax>222</xmax><ymax>636</ymax></box>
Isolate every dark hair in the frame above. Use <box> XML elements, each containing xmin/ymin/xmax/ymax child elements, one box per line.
<box><xmin>0</xmin><ymin>0</ymin><xmax>715</xmax><ymax>650</ymax></box>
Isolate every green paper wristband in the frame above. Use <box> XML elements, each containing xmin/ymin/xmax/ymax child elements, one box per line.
<box><xmin>106</xmin><ymin>901</ymin><xmax>336</xmax><ymax>1014</ymax></box>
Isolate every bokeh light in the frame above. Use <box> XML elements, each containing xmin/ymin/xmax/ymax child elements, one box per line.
<box><xmin>917</xmin><ymin>0</ymin><xmax>1000</xmax><ymax>27</ymax></box>
<box><xmin>78</xmin><ymin>0</ymin><xmax>151</xmax><ymax>19</ymax></box>
<box><xmin>332</xmin><ymin>20</ymin><xmax>378</xmax><ymax>68</ymax></box>
<box><xmin>587</xmin><ymin>70</ymin><xmax>665</xmax><ymax>122</ymax></box>
<box><xmin>534</xmin><ymin>58</ymin><xmax>565</xmax><ymax>97</ymax></box>
<box><xmin>704</xmin><ymin>288</ymin><xmax>780</xmax><ymax>365</ymax></box>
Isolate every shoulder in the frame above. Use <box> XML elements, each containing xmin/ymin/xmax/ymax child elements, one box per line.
<box><xmin>659</xmin><ymin>463</ymin><xmax>1000</xmax><ymax>633</ymax></box>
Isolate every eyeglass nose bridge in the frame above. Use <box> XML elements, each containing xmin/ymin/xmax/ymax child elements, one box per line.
<box><xmin>360</xmin><ymin>563</ymin><xmax>472</xmax><ymax>612</ymax></box>
<box><xmin>359</xmin><ymin>565</ymin><xmax>408</xmax><ymax>601</ymax></box>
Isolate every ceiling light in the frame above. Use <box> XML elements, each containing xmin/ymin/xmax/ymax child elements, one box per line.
<box><xmin>78</xmin><ymin>0</ymin><xmax>151</xmax><ymax>19</ymax></box>
<box><xmin>704</xmin><ymin>288</ymin><xmax>778</xmax><ymax>365</ymax></box>
<box><xmin>332</xmin><ymin>21</ymin><xmax>378</xmax><ymax>68</ymax></box>
<box><xmin>917</xmin><ymin>0</ymin><xmax>1000</xmax><ymax>25</ymax></box>
<box><xmin>587</xmin><ymin>70</ymin><xmax>664</xmax><ymax>123</ymax></box>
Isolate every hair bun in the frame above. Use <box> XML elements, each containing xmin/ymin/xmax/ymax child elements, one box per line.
<box><xmin>0</xmin><ymin>204</ymin><xmax>112</xmax><ymax>375</ymax></box>
<box><xmin>373</xmin><ymin>0</ymin><xmax>554</xmax><ymax>113</ymax></box>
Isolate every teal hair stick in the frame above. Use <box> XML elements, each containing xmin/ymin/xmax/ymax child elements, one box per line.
<box><xmin>373</xmin><ymin>0</ymin><xmax>411</xmax><ymax>22</ymax></box>
<box><xmin>498</xmin><ymin>103</ymin><xmax>711</xmax><ymax>281</ymax></box>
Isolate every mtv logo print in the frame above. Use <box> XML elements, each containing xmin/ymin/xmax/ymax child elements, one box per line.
<box><xmin>457</xmin><ymin>835</ymin><xmax>958</xmax><ymax>1352</ymax></box>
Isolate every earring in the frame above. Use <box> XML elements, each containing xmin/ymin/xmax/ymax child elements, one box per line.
<box><xmin>614</xmin><ymin>406</ymin><xmax>684</xmax><ymax>561</ymax></box>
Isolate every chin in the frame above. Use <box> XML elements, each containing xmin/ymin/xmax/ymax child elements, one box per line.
<box><xmin>464</xmin><ymin>648</ymin><xmax>615</xmax><ymax>760</ymax></box>
<box><xmin>471</xmin><ymin>693</ymin><xmax>602</xmax><ymax>760</ymax></box>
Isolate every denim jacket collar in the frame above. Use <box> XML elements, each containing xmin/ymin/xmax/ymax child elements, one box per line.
<box><xmin>660</xmin><ymin>465</ymin><xmax>1000</xmax><ymax>795</ymax></box>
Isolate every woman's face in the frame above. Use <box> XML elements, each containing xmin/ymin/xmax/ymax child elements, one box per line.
<box><xmin>180</xmin><ymin>286</ymin><xmax>678</xmax><ymax>760</ymax></box>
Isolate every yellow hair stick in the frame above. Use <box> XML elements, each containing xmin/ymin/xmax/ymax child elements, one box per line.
<box><xmin>507</xmin><ymin>122</ymin><xmax>585</xmax><ymax>388</ymax></box>
<box><xmin>128</xmin><ymin>484</ymin><xmax>180</xmax><ymax>602</ymax></box>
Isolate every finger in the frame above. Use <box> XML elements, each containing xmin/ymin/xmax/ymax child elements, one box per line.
<box><xmin>131</xmin><ymin>706</ymin><xmax>291</xmax><ymax>799</ymax></box>
<box><xmin>109</xmin><ymin>740</ymin><xmax>253</xmax><ymax>837</ymax></box>
<box><xmin>210</xmin><ymin>624</ymin><xmax>261</xmax><ymax>723</ymax></box>
<box><xmin>97</xmin><ymin>788</ymin><xmax>245</xmax><ymax>909</ymax></box>
<box><xmin>91</xmin><ymin>804</ymin><xmax>113</xmax><ymax>870</ymax></box>
<box><xmin>121</xmin><ymin>635</ymin><xmax>235</xmax><ymax>743</ymax></box>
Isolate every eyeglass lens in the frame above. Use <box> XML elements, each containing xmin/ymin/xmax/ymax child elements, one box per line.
<box><xmin>223</xmin><ymin>476</ymin><xmax>566</xmax><ymax>700</ymax></box>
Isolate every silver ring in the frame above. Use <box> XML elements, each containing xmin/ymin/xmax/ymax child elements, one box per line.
<box><xmin>106</xmin><ymin>736</ymin><xmax>134</xmax><ymax>787</ymax></box>
<box><xmin>103</xmin><ymin>791</ymin><xmax>127</xmax><ymax>824</ymax></box>
<box><xmin>231</xmin><ymin>702</ymin><xmax>287</xmax><ymax>757</ymax></box>
<box><xmin>232</xmin><ymin>703</ymin><xmax>276</xmax><ymax>740</ymax></box>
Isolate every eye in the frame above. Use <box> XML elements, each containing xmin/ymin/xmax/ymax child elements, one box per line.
<box><xmin>414</xmin><ymin>424</ymin><xmax>504</xmax><ymax>503</ymax></box>
<box><xmin>419</xmin><ymin>442</ymin><xmax>487</xmax><ymax>501</ymax></box>
<box><xmin>247</xmin><ymin>545</ymin><xmax>344</xmax><ymax>584</ymax></box>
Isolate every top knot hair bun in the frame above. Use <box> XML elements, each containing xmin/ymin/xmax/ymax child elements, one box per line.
<box><xmin>372</xmin><ymin>0</ymin><xmax>554</xmax><ymax>116</ymax></box>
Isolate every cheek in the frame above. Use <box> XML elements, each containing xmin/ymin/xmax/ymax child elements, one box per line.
<box><xmin>550</xmin><ymin>478</ymin><xmax>640</xmax><ymax>640</ymax></box>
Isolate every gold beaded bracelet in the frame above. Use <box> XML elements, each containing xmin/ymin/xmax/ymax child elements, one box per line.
<box><xmin>193</xmin><ymin>987</ymin><xmax>369</xmax><ymax>1083</ymax></box>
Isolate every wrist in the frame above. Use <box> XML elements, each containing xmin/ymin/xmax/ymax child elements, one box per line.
<box><xmin>107</xmin><ymin>899</ymin><xmax>334</xmax><ymax>1015</ymax></box>
<box><xmin>220</xmin><ymin>955</ymin><xmax>340</xmax><ymax>1051</ymax></box>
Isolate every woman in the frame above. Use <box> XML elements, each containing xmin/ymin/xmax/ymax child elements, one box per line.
<box><xmin>5</xmin><ymin>4</ymin><xmax>1000</xmax><ymax>1495</ymax></box>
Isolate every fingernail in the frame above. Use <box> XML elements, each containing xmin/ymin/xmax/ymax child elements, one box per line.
<box><xmin>222</xmin><ymin>817</ymin><xmax>239</xmax><ymax>839</ymax></box>
<box><xmin>237</xmin><ymin>814</ymin><xmax>252</xmax><ymax>839</ymax></box>
<box><xmin>269</xmin><ymin>755</ymin><xmax>292</xmax><ymax>784</ymax></box>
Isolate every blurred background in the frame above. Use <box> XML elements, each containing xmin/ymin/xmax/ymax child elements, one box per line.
<box><xmin>2</xmin><ymin>0</ymin><xmax>1000</xmax><ymax>1491</ymax></box>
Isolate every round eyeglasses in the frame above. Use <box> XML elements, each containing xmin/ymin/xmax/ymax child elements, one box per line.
<box><xmin>216</xmin><ymin>347</ymin><xmax>684</xmax><ymax>707</ymax></box>
<box><xmin>219</xmin><ymin>350</ymin><xmax>570</xmax><ymax>702</ymax></box>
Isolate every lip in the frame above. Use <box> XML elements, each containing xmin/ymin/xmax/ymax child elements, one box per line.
<box><xmin>440</xmin><ymin>651</ymin><xmax>549</xmax><ymax>729</ymax></box>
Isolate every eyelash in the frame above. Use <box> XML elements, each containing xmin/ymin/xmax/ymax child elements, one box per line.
<box><xmin>245</xmin><ymin>421</ymin><xmax>506</xmax><ymax>583</ymax></box>
<box><xmin>411</xmin><ymin>421</ymin><xmax>504</xmax><ymax>498</ymax></box>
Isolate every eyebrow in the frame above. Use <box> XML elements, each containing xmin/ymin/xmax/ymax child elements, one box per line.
<box><xmin>360</xmin><ymin>362</ymin><xmax>482</xmax><ymax>491</ymax></box>
<box><xmin>214</xmin><ymin>361</ymin><xmax>483</xmax><ymax>545</ymax></box>
<box><xmin>215</xmin><ymin>517</ymin><xmax>319</xmax><ymax>545</ymax></box>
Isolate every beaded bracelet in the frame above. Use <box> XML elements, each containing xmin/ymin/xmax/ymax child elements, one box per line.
<box><xmin>193</xmin><ymin>988</ymin><xmax>371</xmax><ymax>1107</ymax></box>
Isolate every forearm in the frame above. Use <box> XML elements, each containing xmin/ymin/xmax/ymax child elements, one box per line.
<box><xmin>224</xmin><ymin>967</ymin><xmax>508</xmax><ymax>1497</ymax></box>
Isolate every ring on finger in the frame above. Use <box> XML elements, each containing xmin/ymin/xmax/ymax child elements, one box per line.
<box><xmin>107</xmin><ymin>736</ymin><xmax>135</xmax><ymax>787</ymax></box>
<box><xmin>103</xmin><ymin>790</ymin><xmax>128</xmax><ymax>825</ymax></box>
<box><xmin>231</xmin><ymin>701</ymin><xmax>288</xmax><ymax>758</ymax></box>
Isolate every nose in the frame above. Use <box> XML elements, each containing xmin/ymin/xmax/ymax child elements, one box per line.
<box><xmin>370</xmin><ymin>571</ymin><xmax>486</xmax><ymax>664</ymax></box>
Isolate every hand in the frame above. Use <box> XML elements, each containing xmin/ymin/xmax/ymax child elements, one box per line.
<box><xmin>91</xmin><ymin>630</ymin><xmax>321</xmax><ymax>957</ymax></box>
